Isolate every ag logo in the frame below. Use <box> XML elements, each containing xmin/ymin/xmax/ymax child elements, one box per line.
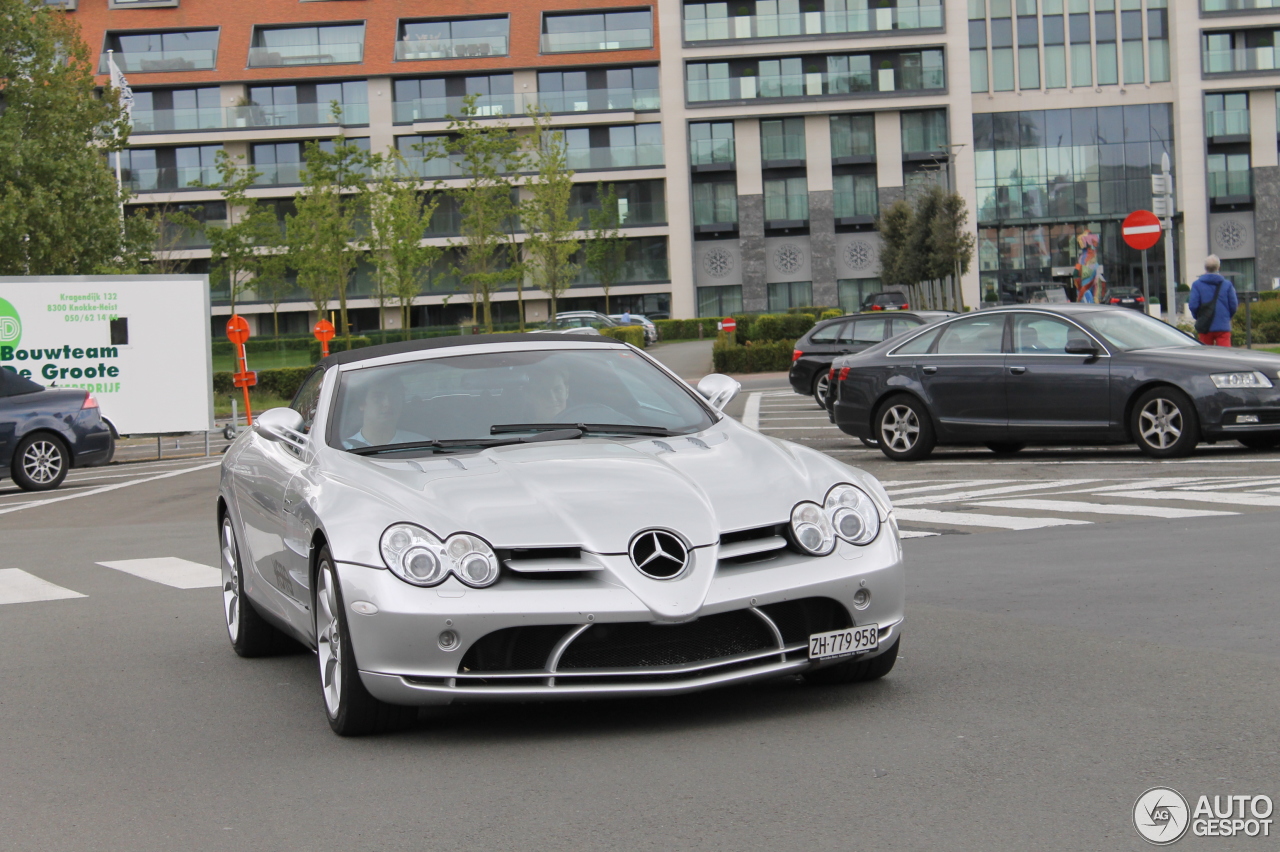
<box><xmin>1134</xmin><ymin>787</ymin><xmax>1190</xmax><ymax>845</ymax></box>
<box><xmin>0</xmin><ymin>298</ymin><xmax>19</xmax><ymax>347</ymax></box>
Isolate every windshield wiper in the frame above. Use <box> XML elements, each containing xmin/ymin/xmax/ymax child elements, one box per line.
<box><xmin>349</xmin><ymin>429</ymin><xmax>584</xmax><ymax>456</ymax></box>
<box><xmin>491</xmin><ymin>422</ymin><xmax>685</xmax><ymax>437</ymax></box>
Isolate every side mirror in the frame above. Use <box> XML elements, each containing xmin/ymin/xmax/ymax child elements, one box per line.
<box><xmin>1065</xmin><ymin>338</ymin><xmax>1099</xmax><ymax>356</ymax></box>
<box><xmin>697</xmin><ymin>374</ymin><xmax>741</xmax><ymax>411</ymax></box>
<box><xmin>254</xmin><ymin>407</ymin><xmax>306</xmax><ymax>444</ymax></box>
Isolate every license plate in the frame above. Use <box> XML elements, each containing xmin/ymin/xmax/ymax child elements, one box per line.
<box><xmin>809</xmin><ymin>625</ymin><xmax>878</xmax><ymax>660</ymax></box>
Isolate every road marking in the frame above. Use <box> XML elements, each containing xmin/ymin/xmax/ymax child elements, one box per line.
<box><xmin>0</xmin><ymin>462</ymin><xmax>220</xmax><ymax>516</ymax></box>
<box><xmin>96</xmin><ymin>557</ymin><xmax>221</xmax><ymax>589</ymax></box>
<box><xmin>1084</xmin><ymin>477</ymin><xmax>1219</xmax><ymax>493</ymax></box>
<box><xmin>742</xmin><ymin>393</ymin><xmax>761</xmax><ymax>431</ymax></box>
<box><xmin>886</xmin><ymin>479</ymin><xmax>1012</xmax><ymax>496</ymax></box>
<box><xmin>971</xmin><ymin>498</ymin><xmax>1237</xmax><ymax>519</ymax></box>
<box><xmin>759</xmin><ymin>425</ymin><xmax>840</xmax><ymax>431</ymax></box>
<box><xmin>898</xmin><ymin>530</ymin><xmax>941</xmax><ymax>539</ymax></box>
<box><xmin>1175</xmin><ymin>478</ymin><xmax>1280</xmax><ymax>491</ymax></box>
<box><xmin>0</xmin><ymin>569</ymin><xmax>85</xmax><ymax>604</ymax></box>
<box><xmin>758</xmin><ymin>415</ymin><xmax>832</xmax><ymax>421</ymax></box>
<box><xmin>1100</xmin><ymin>489</ymin><xmax>1280</xmax><ymax>507</ymax></box>
<box><xmin>895</xmin><ymin>480</ymin><xmax>1096</xmax><ymax>506</ymax></box>
<box><xmin>893</xmin><ymin>508</ymin><xmax>1091</xmax><ymax>530</ymax></box>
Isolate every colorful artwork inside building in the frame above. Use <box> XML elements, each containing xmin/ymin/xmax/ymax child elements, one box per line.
<box><xmin>1075</xmin><ymin>228</ymin><xmax>1105</xmax><ymax>303</ymax></box>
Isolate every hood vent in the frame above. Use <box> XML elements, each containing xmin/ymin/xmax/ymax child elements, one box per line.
<box><xmin>718</xmin><ymin>524</ymin><xmax>789</xmax><ymax>564</ymax></box>
<box><xmin>501</xmin><ymin>546</ymin><xmax>602</xmax><ymax>574</ymax></box>
<box><xmin>633</xmin><ymin>431</ymin><xmax>729</xmax><ymax>456</ymax></box>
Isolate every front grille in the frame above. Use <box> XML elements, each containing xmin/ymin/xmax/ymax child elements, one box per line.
<box><xmin>459</xmin><ymin>625</ymin><xmax>574</xmax><ymax>673</ymax></box>
<box><xmin>720</xmin><ymin>524</ymin><xmax>786</xmax><ymax>546</ymax></box>
<box><xmin>558</xmin><ymin>610</ymin><xmax>777</xmax><ymax>669</ymax></box>
<box><xmin>758</xmin><ymin>598</ymin><xmax>853</xmax><ymax>644</ymax></box>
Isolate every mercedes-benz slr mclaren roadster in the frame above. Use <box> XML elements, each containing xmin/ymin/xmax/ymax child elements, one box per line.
<box><xmin>217</xmin><ymin>334</ymin><xmax>905</xmax><ymax>735</ymax></box>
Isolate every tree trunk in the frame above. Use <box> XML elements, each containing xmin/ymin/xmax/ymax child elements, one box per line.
<box><xmin>604</xmin><ymin>287</ymin><xmax>610</xmax><ymax>315</ymax></box>
<box><xmin>339</xmin><ymin>277</ymin><xmax>350</xmax><ymax>345</ymax></box>
<box><xmin>273</xmin><ymin>307</ymin><xmax>280</xmax><ymax>338</ymax></box>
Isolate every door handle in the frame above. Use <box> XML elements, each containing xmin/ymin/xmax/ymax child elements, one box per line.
<box><xmin>921</xmin><ymin>365</ymin><xmax>938</xmax><ymax>375</ymax></box>
<box><xmin>1009</xmin><ymin>366</ymin><xmax>1026</xmax><ymax>375</ymax></box>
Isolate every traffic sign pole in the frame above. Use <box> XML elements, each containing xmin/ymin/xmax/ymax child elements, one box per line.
<box><xmin>1141</xmin><ymin>249</ymin><xmax>1150</xmax><ymax>311</ymax></box>
<box><xmin>226</xmin><ymin>315</ymin><xmax>255</xmax><ymax>427</ymax></box>
<box><xmin>1161</xmin><ymin>153</ymin><xmax>1176</xmax><ymax>325</ymax></box>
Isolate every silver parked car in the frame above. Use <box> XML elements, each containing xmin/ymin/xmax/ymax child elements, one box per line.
<box><xmin>218</xmin><ymin>334</ymin><xmax>904</xmax><ymax>735</ymax></box>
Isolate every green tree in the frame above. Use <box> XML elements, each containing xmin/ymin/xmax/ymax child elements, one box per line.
<box><xmin>197</xmin><ymin>151</ymin><xmax>276</xmax><ymax>314</ymax></box>
<box><xmin>365</xmin><ymin>151</ymin><xmax>443</xmax><ymax>334</ymax></box>
<box><xmin>584</xmin><ymin>183</ymin><xmax>627</xmax><ymax>316</ymax></box>
<box><xmin>0</xmin><ymin>0</ymin><xmax>146</xmax><ymax>274</ymax></box>
<box><xmin>447</xmin><ymin>94</ymin><xmax>523</xmax><ymax>332</ymax></box>
<box><xmin>249</xmin><ymin>240</ymin><xmax>291</xmax><ymax>338</ymax></box>
<box><xmin>522</xmin><ymin>110</ymin><xmax>580</xmax><ymax>323</ymax></box>
<box><xmin>875</xmin><ymin>198</ymin><xmax>915</xmax><ymax>298</ymax></box>
<box><xmin>286</xmin><ymin>132</ymin><xmax>367</xmax><ymax>343</ymax></box>
<box><xmin>931</xmin><ymin>189</ymin><xmax>976</xmax><ymax>312</ymax></box>
<box><xmin>906</xmin><ymin>184</ymin><xmax>941</xmax><ymax>309</ymax></box>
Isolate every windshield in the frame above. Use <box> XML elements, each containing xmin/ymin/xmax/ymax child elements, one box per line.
<box><xmin>327</xmin><ymin>348</ymin><xmax>715</xmax><ymax>452</ymax></box>
<box><xmin>1082</xmin><ymin>310</ymin><xmax>1199</xmax><ymax>351</ymax></box>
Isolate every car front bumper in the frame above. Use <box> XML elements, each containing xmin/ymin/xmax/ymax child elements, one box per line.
<box><xmin>338</xmin><ymin>526</ymin><xmax>905</xmax><ymax>706</ymax></box>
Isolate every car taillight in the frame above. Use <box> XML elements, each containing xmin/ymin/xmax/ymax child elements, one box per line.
<box><xmin>871</xmin><ymin>305</ymin><xmax>883</xmax><ymax>311</ymax></box>
<box><xmin>839</xmin><ymin>367</ymin><xmax>851</xmax><ymax>381</ymax></box>
<box><xmin>792</xmin><ymin>349</ymin><xmax>803</xmax><ymax>362</ymax></box>
<box><xmin>901</xmin><ymin>304</ymin><xmax>909</xmax><ymax>310</ymax></box>
<box><xmin>1136</xmin><ymin>296</ymin><xmax>1145</xmax><ymax>302</ymax></box>
<box><xmin>1110</xmin><ymin>298</ymin><xmax>1121</xmax><ymax>304</ymax></box>
<box><xmin>82</xmin><ymin>392</ymin><xmax>99</xmax><ymax>410</ymax></box>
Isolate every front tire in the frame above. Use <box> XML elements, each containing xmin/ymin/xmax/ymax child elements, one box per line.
<box><xmin>1132</xmin><ymin>387</ymin><xmax>1199</xmax><ymax>458</ymax></box>
<box><xmin>805</xmin><ymin>638</ymin><xmax>900</xmax><ymax>685</ymax></box>
<box><xmin>1238</xmin><ymin>434</ymin><xmax>1280</xmax><ymax>450</ymax></box>
<box><xmin>315</xmin><ymin>547</ymin><xmax>414</xmax><ymax>736</ymax></box>
<box><xmin>813</xmin><ymin>371</ymin><xmax>830</xmax><ymax>410</ymax></box>
<box><xmin>221</xmin><ymin>515</ymin><xmax>284</xmax><ymax>657</ymax></box>
<box><xmin>12</xmin><ymin>433</ymin><xmax>69</xmax><ymax>492</ymax></box>
<box><xmin>875</xmin><ymin>396</ymin><xmax>936</xmax><ymax>461</ymax></box>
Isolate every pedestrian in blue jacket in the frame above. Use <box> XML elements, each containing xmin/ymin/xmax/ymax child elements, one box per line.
<box><xmin>1187</xmin><ymin>255</ymin><xmax>1237</xmax><ymax>347</ymax></box>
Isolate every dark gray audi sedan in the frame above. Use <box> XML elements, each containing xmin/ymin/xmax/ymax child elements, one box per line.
<box><xmin>829</xmin><ymin>304</ymin><xmax>1280</xmax><ymax>461</ymax></box>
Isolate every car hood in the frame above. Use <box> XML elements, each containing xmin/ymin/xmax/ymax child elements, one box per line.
<box><xmin>1124</xmin><ymin>346</ymin><xmax>1280</xmax><ymax>372</ymax></box>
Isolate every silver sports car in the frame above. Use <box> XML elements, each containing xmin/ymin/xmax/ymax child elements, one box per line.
<box><xmin>218</xmin><ymin>334</ymin><xmax>905</xmax><ymax>735</ymax></box>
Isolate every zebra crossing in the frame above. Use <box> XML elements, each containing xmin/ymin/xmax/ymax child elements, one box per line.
<box><xmin>0</xmin><ymin>557</ymin><xmax>219</xmax><ymax>606</ymax></box>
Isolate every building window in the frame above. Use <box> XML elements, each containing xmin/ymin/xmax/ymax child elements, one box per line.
<box><xmin>251</xmin><ymin>138</ymin><xmax>370</xmax><ymax>186</ymax></box>
<box><xmin>902</xmin><ymin>110</ymin><xmax>948</xmax><ymax>157</ymax></box>
<box><xmin>242</xmin><ymin>81</ymin><xmax>368</xmax><ymax>128</ymax></box>
<box><xmin>1069</xmin><ymin>12</ymin><xmax>1092</xmax><ymax>87</ymax></box>
<box><xmin>692</xmin><ymin>181</ymin><xmax>738</xmax><ymax>227</ymax></box>
<box><xmin>248</xmin><ymin>24</ymin><xmax>365</xmax><ymax>67</ymax></box>
<box><xmin>970</xmin><ymin>18</ymin><xmax>989</xmax><ymax>93</ymax></box>
<box><xmin>109</xmin><ymin>145</ymin><xmax>221</xmax><ymax>192</ymax></box>
<box><xmin>101</xmin><ymin>29</ymin><xmax>218</xmax><ymax>73</ymax></box>
<box><xmin>537</xmin><ymin>66</ymin><xmax>659</xmax><ymax>113</ymax></box>
<box><xmin>542</xmin><ymin>10</ymin><xmax>654</xmax><ymax>53</ymax></box>
<box><xmin>562</xmin><ymin>124</ymin><xmax>664</xmax><ymax>170</ymax></box>
<box><xmin>833</xmin><ymin>174</ymin><xmax>878</xmax><ymax>219</ymax></box>
<box><xmin>1121</xmin><ymin>9</ymin><xmax>1144</xmax><ymax>84</ymax></box>
<box><xmin>393</xmin><ymin>74</ymin><xmax>515</xmax><ymax>122</ymax></box>
<box><xmin>1203</xmin><ymin>29</ymin><xmax>1280</xmax><ymax>74</ymax></box>
<box><xmin>764</xmin><ymin>177</ymin><xmax>809</xmax><ymax>223</ymax></box>
<box><xmin>1208</xmin><ymin>152</ymin><xmax>1252</xmax><ymax>201</ymax></box>
<box><xmin>1219</xmin><ymin>258</ymin><xmax>1255</xmax><ymax>291</ymax></box>
<box><xmin>686</xmin><ymin>48</ymin><xmax>944</xmax><ymax>102</ymax></box>
<box><xmin>1043</xmin><ymin>12</ymin><xmax>1066</xmax><ymax>88</ymax></box>
<box><xmin>682</xmin><ymin>0</ymin><xmax>943</xmax><ymax>42</ymax></box>
<box><xmin>1095</xmin><ymin>11</ymin><xmax>1117</xmax><ymax>85</ymax></box>
<box><xmin>1205</xmin><ymin>92</ymin><xmax>1250</xmax><ymax>138</ymax></box>
<box><xmin>767</xmin><ymin>281</ymin><xmax>813</xmax><ymax>311</ymax></box>
<box><xmin>761</xmin><ymin>118</ymin><xmax>805</xmax><ymax>164</ymax></box>
<box><xmin>1018</xmin><ymin>14</ymin><xmax>1039</xmax><ymax>90</ymax></box>
<box><xmin>1148</xmin><ymin>7</ymin><xmax>1169</xmax><ymax>83</ymax></box>
<box><xmin>397</xmin><ymin>17</ymin><xmax>508</xmax><ymax>61</ymax></box>
<box><xmin>690</xmin><ymin>122</ymin><xmax>735</xmax><ymax>167</ymax></box>
<box><xmin>573</xmin><ymin>236</ymin><xmax>669</xmax><ymax>285</ymax></box>
<box><xmin>130</xmin><ymin>87</ymin><xmax>220</xmax><ymax>132</ymax></box>
<box><xmin>395</xmin><ymin>135</ymin><xmax>464</xmax><ymax>179</ymax></box>
<box><xmin>838</xmin><ymin>278</ymin><xmax>881</xmax><ymax>313</ymax></box>
<box><xmin>830</xmin><ymin>114</ymin><xmax>875</xmax><ymax>160</ymax></box>
<box><xmin>570</xmin><ymin>180</ymin><xmax>667</xmax><ymax>226</ymax></box>
<box><xmin>698</xmin><ymin>284</ymin><xmax>743</xmax><ymax>316</ymax></box>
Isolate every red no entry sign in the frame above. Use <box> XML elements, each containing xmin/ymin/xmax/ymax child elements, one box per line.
<box><xmin>312</xmin><ymin>319</ymin><xmax>336</xmax><ymax>343</ymax></box>
<box><xmin>225</xmin><ymin>315</ymin><xmax>250</xmax><ymax>345</ymax></box>
<box><xmin>721</xmin><ymin>317</ymin><xmax>737</xmax><ymax>333</ymax></box>
<box><xmin>1123</xmin><ymin>210</ymin><xmax>1162</xmax><ymax>251</ymax></box>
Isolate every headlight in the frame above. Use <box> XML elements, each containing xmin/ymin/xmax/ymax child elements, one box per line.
<box><xmin>825</xmin><ymin>483</ymin><xmax>881</xmax><ymax>546</ymax></box>
<box><xmin>790</xmin><ymin>502</ymin><xmax>836</xmax><ymax>556</ymax></box>
<box><xmin>379</xmin><ymin>524</ymin><xmax>500</xmax><ymax>588</ymax></box>
<box><xmin>1211</xmin><ymin>371</ymin><xmax>1273</xmax><ymax>389</ymax></box>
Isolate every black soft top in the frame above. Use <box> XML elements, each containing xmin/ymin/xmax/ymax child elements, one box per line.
<box><xmin>318</xmin><ymin>332</ymin><xmax>621</xmax><ymax>367</ymax></box>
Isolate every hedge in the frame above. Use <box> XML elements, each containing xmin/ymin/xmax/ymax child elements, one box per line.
<box><xmin>309</xmin><ymin>336</ymin><xmax>372</xmax><ymax>362</ymax></box>
<box><xmin>711</xmin><ymin>338</ymin><xmax>798</xmax><ymax>373</ymax></box>
<box><xmin>747</xmin><ymin>313</ymin><xmax>815</xmax><ymax>343</ymax></box>
<box><xmin>212</xmin><ymin>336</ymin><xmax>312</xmax><ymax>357</ymax></box>
<box><xmin>213</xmin><ymin>366</ymin><xmax>312</xmax><ymax>400</ymax></box>
<box><xmin>820</xmin><ymin>309</ymin><xmax>844</xmax><ymax>320</ymax></box>
<box><xmin>599</xmin><ymin>326</ymin><xmax>647</xmax><ymax>347</ymax></box>
<box><xmin>652</xmin><ymin>318</ymin><xmax>721</xmax><ymax>340</ymax></box>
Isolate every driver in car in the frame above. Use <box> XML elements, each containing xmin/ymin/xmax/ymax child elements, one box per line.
<box><xmin>343</xmin><ymin>378</ymin><xmax>428</xmax><ymax>449</ymax></box>
<box><xmin>526</xmin><ymin>370</ymin><xmax>570</xmax><ymax>422</ymax></box>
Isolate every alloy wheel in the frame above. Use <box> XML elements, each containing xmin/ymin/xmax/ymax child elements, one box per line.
<box><xmin>814</xmin><ymin>373</ymin><xmax>830</xmax><ymax>407</ymax></box>
<box><xmin>22</xmin><ymin>440</ymin><xmax>63</xmax><ymax>485</ymax></box>
<box><xmin>316</xmin><ymin>563</ymin><xmax>344</xmax><ymax>717</ymax></box>
<box><xmin>1139</xmin><ymin>398</ymin><xmax>1182</xmax><ymax>450</ymax></box>
<box><xmin>221</xmin><ymin>518</ymin><xmax>240</xmax><ymax>642</ymax></box>
<box><xmin>881</xmin><ymin>404</ymin><xmax>920</xmax><ymax>452</ymax></box>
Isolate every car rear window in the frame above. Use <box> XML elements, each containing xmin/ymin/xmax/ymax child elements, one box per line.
<box><xmin>808</xmin><ymin>322</ymin><xmax>843</xmax><ymax>344</ymax></box>
<box><xmin>891</xmin><ymin>328</ymin><xmax>940</xmax><ymax>355</ymax></box>
<box><xmin>0</xmin><ymin>368</ymin><xmax>43</xmax><ymax>397</ymax></box>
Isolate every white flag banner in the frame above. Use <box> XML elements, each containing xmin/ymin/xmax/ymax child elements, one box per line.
<box><xmin>106</xmin><ymin>50</ymin><xmax>133</xmax><ymax>118</ymax></box>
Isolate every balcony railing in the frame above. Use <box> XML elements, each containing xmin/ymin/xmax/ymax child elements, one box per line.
<box><xmin>395</xmin><ymin>35</ymin><xmax>508</xmax><ymax>60</ymax></box>
<box><xmin>131</xmin><ymin>107</ymin><xmax>223</xmax><ymax>133</ymax></box>
<box><xmin>122</xmin><ymin>165</ymin><xmax>219</xmax><ymax>192</ymax></box>
<box><xmin>834</xmin><ymin>187</ymin><xmax>879</xmax><ymax>219</ymax></box>
<box><xmin>226</xmin><ymin>102</ymin><xmax>369</xmax><ymax>128</ymax></box>
<box><xmin>158</xmin><ymin>219</ymin><xmax>228</xmax><ymax>249</ymax></box>
<box><xmin>1208</xmin><ymin>169</ymin><xmax>1253</xmax><ymax>199</ymax></box>
<box><xmin>394</xmin><ymin>94</ymin><xmax>516</xmax><ymax>122</ymax></box>
<box><xmin>764</xmin><ymin>192</ymin><xmax>809</xmax><ymax>222</ymax></box>
<box><xmin>566</xmin><ymin>144</ymin><xmax>664</xmax><ymax>170</ymax></box>
<box><xmin>398</xmin><ymin>153</ymin><xmax>467</xmax><ymax>179</ymax></box>
<box><xmin>247</xmin><ymin>42</ymin><xmax>363</xmax><ymax>67</ymax></box>
<box><xmin>1206</xmin><ymin>108</ymin><xmax>1251</xmax><ymax>137</ymax></box>
<box><xmin>690</xmin><ymin>138</ymin><xmax>735</xmax><ymax>167</ymax></box>
<box><xmin>253</xmin><ymin>162</ymin><xmax>305</xmax><ymax>186</ymax></box>
<box><xmin>693</xmin><ymin>197</ymin><xmax>738</xmax><ymax>227</ymax></box>
<box><xmin>1203</xmin><ymin>46</ymin><xmax>1280</xmax><ymax>74</ymax></box>
<box><xmin>688</xmin><ymin>65</ymin><xmax>943</xmax><ymax>102</ymax></box>
<box><xmin>684</xmin><ymin>4</ymin><xmax>943</xmax><ymax>42</ymax></box>
<box><xmin>1202</xmin><ymin>0</ymin><xmax>1280</xmax><ymax>10</ymax></box>
<box><xmin>534</xmin><ymin>88</ymin><xmax>660</xmax><ymax>113</ymax></box>
<box><xmin>540</xmin><ymin>28</ymin><xmax>653</xmax><ymax>53</ymax></box>
<box><xmin>99</xmin><ymin>49</ymin><xmax>216</xmax><ymax>73</ymax></box>
<box><xmin>761</xmin><ymin>134</ymin><xmax>806</xmax><ymax>163</ymax></box>
<box><xmin>569</xmin><ymin>200</ymin><xmax>667</xmax><ymax>226</ymax></box>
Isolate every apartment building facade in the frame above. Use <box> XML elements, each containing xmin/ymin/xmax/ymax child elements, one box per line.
<box><xmin>65</xmin><ymin>0</ymin><xmax>1280</xmax><ymax>331</ymax></box>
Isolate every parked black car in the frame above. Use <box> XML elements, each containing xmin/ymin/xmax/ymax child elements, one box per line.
<box><xmin>789</xmin><ymin>311</ymin><xmax>957</xmax><ymax>408</ymax></box>
<box><xmin>0</xmin><ymin>369</ymin><xmax>114</xmax><ymax>490</ymax></box>
<box><xmin>861</xmin><ymin>291</ymin><xmax>911</xmax><ymax>311</ymax></box>
<box><xmin>830</xmin><ymin>304</ymin><xmax>1280</xmax><ymax>461</ymax></box>
<box><xmin>1105</xmin><ymin>287</ymin><xmax>1147</xmax><ymax>311</ymax></box>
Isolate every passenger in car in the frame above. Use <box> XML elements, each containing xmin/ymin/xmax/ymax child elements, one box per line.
<box><xmin>342</xmin><ymin>378</ymin><xmax>429</xmax><ymax>449</ymax></box>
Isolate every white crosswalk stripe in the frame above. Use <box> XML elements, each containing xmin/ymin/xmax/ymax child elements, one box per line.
<box><xmin>971</xmin><ymin>498</ymin><xmax>1237</xmax><ymax>519</ymax></box>
<box><xmin>894</xmin><ymin>508</ymin><xmax>1091</xmax><ymax>531</ymax></box>
<box><xmin>894</xmin><ymin>480</ymin><xmax>1096</xmax><ymax>506</ymax></box>
<box><xmin>0</xmin><ymin>569</ymin><xmax>85</xmax><ymax>605</ymax></box>
<box><xmin>1096</xmin><ymin>489</ymin><xmax>1280</xmax><ymax>508</ymax></box>
<box><xmin>97</xmin><ymin>557</ymin><xmax>221</xmax><ymax>589</ymax></box>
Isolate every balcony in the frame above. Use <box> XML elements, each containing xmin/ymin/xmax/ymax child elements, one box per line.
<box><xmin>396</xmin><ymin>35</ymin><xmax>508</xmax><ymax>60</ymax></box>
<box><xmin>393</xmin><ymin>94</ymin><xmax>516</xmax><ymax>123</ymax></box>
<box><xmin>226</xmin><ymin>102</ymin><xmax>369</xmax><ymax>129</ymax></box>
<box><xmin>121</xmin><ymin>165</ymin><xmax>219</xmax><ymax>192</ymax></box>
<box><xmin>158</xmin><ymin>217</ymin><xmax>228</xmax><ymax>249</ymax></box>
<box><xmin>688</xmin><ymin>64</ymin><xmax>943</xmax><ymax>103</ymax></box>
<box><xmin>534</xmin><ymin>88</ymin><xmax>660</xmax><ymax>114</ymax></box>
<box><xmin>99</xmin><ymin>50</ymin><xmax>216</xmax><ymax>73</ymax></box>
<box><xmin>1206</xmin><ymin>108</ymin><xmax>1251</xmax><ymax>138</ymax></box>
<box><xmin>761</xmin><ymin>134</ymin><xmax>806</xmax><ymax>164</ymax></box>
<box><xmin>690</xmin><ymin>138</ymin><xmax>735</xmax><ymax>168</ymax></box>
<box><xmin>684</xmin><ymin>4</ymin><xmax>943</xmax><ymax>42</ymax></box>
<box><xmin>541</xmin><ymin>29</ymin><xmax>653</xmax><ymax>53</ymax></box>
<box><xmin>247</xmin><ymin>42</ymin><xmax>363</xmax><ymax>68</ymax></box>
<box><xmin>398</xmin><ymin>153</ymin><xmax>467</xmax><ymax>180</ymax></box>
<box><xmin>1203</xmin><ymin>0</ymin><xmax>1280</xmax><ymax>10</ymax></box>
<box><xmin>764</xmin><ymin>192</ymin><xmax>808</xmax><ymax>225</ymax></box>
<box><xmin>1208</xmin><ymin>168</ymin><xmax>1253</xmax><ymax>202</ymax></box>
<box><xmin>131</xmin><ymin>107</ymin><xmax>223</xmax><ymax>133</ymax></box>
<box><xmin>1203</xmin><ymin>45</ymin><xmax>1280</xmax><ymax>74</ymax></box>
<box><xmin>566</xmin><ymin>144</ymin><xmax>664</xmax><ymax>171</ymax></box>
<box><xmin>252</xmin><ymin>162</ymin><xmax>305</xmax><ymax>186</ymax></box>
<box><xmin>834</xmin><ymin>187</ymin><xmax>878</xmax><ymax>221</ymax></box>
<box><xmin>692</xmin><ymin>196</ymin><xmax>738</xmax><ymax>229</ymax></box>
<box><xmin>569</xmin><ymin>199</ymin><xmax>667</xmax><ymax>227</ymax></box>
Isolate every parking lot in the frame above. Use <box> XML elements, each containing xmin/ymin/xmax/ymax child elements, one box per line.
<box><xmin>2</xmin><ymin>385</ymin><xmax>1279</xmax><ymax>850</ymax></box>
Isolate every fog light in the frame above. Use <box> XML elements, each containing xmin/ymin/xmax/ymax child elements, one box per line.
<box><xmin>852</xmin><ymin>588</ymin><xmax>871</xmax><ymax>610</ymax></box>
<box><xmin>351</xmin><ymin>600</ymin><xmax>378</xmax><ymax>615</ymax></box>
<box><xmin>438</xmin><ymin>629</ymin><xmax>460</xmax><ymax>651</ymax></box>
<box><xmin>1237</xmin><ymin>414</ymin><xmax>1261</xmax><ymax>424</ymax></box>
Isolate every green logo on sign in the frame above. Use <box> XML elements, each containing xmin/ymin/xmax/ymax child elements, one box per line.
<box><xmin>0</xmin><ymin>298</ymin><xmax>19</xmax><ymax>349</ymax></box>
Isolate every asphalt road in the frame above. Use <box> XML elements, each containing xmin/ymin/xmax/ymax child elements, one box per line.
<box><xmin>2</xmin><ymin>393</ymin><xmax>1279</xmax><ymax>850</ymax></box>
